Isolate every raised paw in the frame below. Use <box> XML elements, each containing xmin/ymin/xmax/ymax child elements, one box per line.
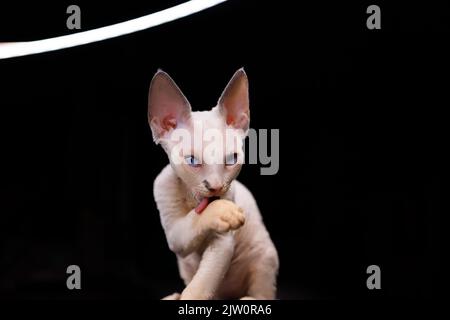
<box><xmin>199</xmin><ymin>199</ymin><xmax>245</xmax><ymax>233</ymax></box>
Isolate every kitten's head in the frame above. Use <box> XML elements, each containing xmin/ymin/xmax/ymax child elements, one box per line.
<box><xmin>148</xmin><ymin>68</ymin><xmax>249</xmax><ymax>202</ymax></box>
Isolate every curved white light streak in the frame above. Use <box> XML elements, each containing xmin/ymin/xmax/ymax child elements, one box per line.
<box><xmin>0</xmin><ymin>0</ymin><xmax>228</xmax><ymax>60</ymax></box>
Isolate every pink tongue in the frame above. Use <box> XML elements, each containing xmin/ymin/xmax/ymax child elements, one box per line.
<box><xmin>195</xmin><ymin>197</ymin><xmax>210</xmax><ymax>214</ymax></box>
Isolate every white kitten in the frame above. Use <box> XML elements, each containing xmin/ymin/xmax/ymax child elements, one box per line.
<box><xmin>148</xmin><ymin>68</ymin><xmax>279</xmax><ymax>300</ymax></box>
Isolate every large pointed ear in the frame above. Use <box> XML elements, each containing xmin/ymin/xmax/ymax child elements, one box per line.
<box><xmin>148</xmin><ymin>70</ymin><xmax>191</xmax><ymax>143</ymax></box>
<box><xmin>218</xmin><ymin>68</ymin><xmax>250</xmax><ymax>132</ymax></box>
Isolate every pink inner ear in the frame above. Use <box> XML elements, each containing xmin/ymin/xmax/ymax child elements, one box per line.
<box><xmin>162</xmin><ymin>115</ymin><xmax>177</xmax><ymax>131</ymax></box>
<box><xmin>226</xmin><ymin>114</ymin><xmax>235</xmax><ymax>126</ymax></box>
<box><xmin>219</xmin><ymin>69</ymin><xmax>249</xmax><ymax>130</ymax></box>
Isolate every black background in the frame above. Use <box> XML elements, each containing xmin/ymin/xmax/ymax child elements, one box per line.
<box><xmin>0</xmin><ymin>0</ymin><xmax>445</xmax><ymax>300</ymax></box>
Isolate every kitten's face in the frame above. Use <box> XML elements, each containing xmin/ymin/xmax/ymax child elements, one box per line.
<box><xmin>148</xmin><ymin>69</ymin><xmax>250</xmax><ymax>203</ymax></box>
<box><xmin>165</xmin><ymin>108</ymin><xmax>245</xmax><ymax>201</ymax></box>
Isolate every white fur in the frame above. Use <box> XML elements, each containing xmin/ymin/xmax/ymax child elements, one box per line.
<box><xmin>149</xmin><ymin>69</ymin><xmax>279</xmax><ymax>300</ymax></box>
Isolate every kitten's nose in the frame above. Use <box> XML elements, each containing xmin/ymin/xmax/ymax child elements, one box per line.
<box><xmin>203</xmin><ymin>179</ymin><xmax>222</xmax><ymax>194</ymax></box>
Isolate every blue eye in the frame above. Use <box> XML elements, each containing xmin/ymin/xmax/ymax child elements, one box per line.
<box><xmin>225</xmin><ymin>153</ymin><xmax>238</xmax><ymax>166</ymax></box>
<box><xmin>185</xmin><ymin>155</ymin><xmax>201</xmax><ymax>167</ymax></box>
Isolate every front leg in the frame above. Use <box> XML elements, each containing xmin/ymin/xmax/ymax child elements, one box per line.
<box><xmin>165</xmin><ymin>209</ymin><xmax>208</xmax><ymax>257</ymax></box>
<box><xmin>180</xmin><ymin>232</ymin><xmax>235</xmax><ymax>300</ymax></box>
<box><xmin>165</xmin><ymin>199</ymin><xmax>245</xmax><ymax>257</ymax></box>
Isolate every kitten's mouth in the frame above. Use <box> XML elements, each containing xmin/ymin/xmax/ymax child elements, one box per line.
<box><xmin>195</xmin><ymin>196</ymin><xmax>220</xmax><ymax>214</ymax></box>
